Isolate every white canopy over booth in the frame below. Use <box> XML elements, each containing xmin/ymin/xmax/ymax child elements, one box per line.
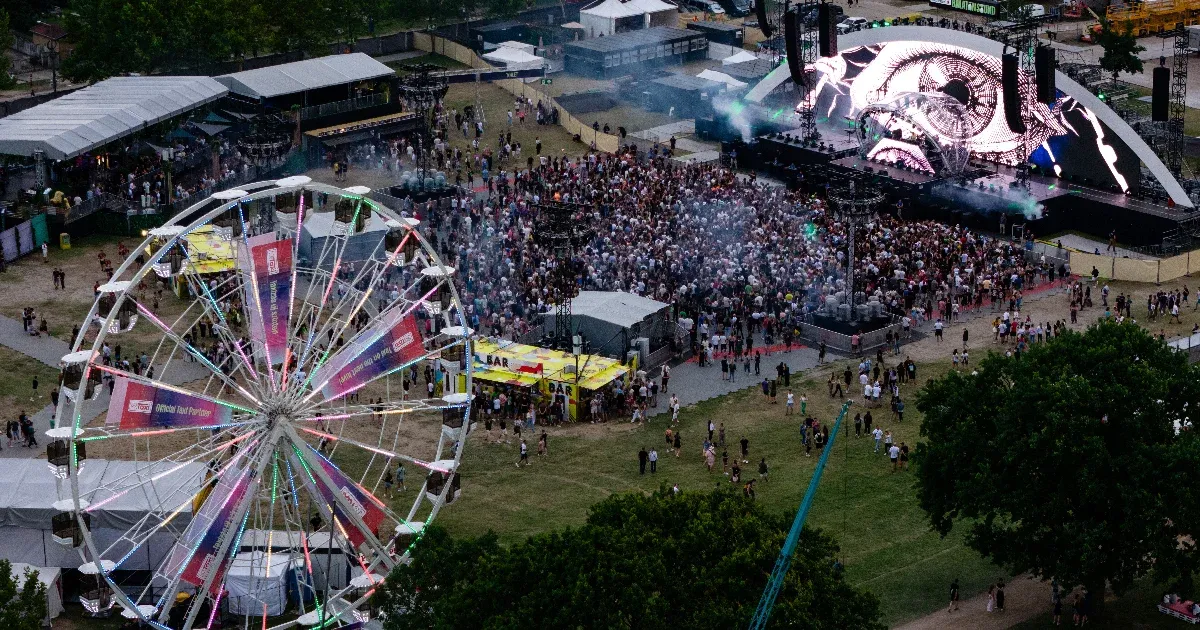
<box><xmin>482</xmin><ymin>47</ymin><xmax>545</xmax><ymax>70</ymax></box>
<box><xmin>10</xmin><ymin>563</ymin><xmax>64</xmax><ymax>622</ymax></box>
<box><xmin>224</xmin><ymin>551</ymin><xmax>293</xmax><ymax>616</ymax></box>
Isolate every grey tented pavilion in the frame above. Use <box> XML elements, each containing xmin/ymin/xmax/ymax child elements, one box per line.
<box><xmin>214</xmin><ymin>53</ymin><xmax>394</xmax><ymax>100</ymax></box>
<box><xmin>0</xmin><ymin>76</ymin><xmax>228</xmax><ymax>159</ymax></box>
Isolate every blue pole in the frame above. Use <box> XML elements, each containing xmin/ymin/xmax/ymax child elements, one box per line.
<box><xmin>748</xmin><ymin>400</ymin><xmax>852</xmax><ymax>630</ymax></box>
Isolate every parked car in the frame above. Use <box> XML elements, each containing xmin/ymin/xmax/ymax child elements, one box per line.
<box><xmin>800</xmin><ymin>3</ymin><xmax>844</xmax><ymax>26</ymax></box>
<box><xmin>718</xmin><ymin>0</ymin><xmax>750</xmax><ymax>17</ymax></box>
<box><xmin>837</xmin><ymin>16</ymin><xmax>867</xmax><ymax>34</ymax></box>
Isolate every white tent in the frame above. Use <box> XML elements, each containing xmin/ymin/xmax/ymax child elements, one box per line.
<box><xmin>580</xmin><ymin>0</ymin><xmax>677</xmax><ymax>36</ymax></box>
<box><xmin>0</xmin><ymin>459</ymin><xmax>206</xmax><ymax>569</ymax></box>
<box><xmin>697</xmin><ymin>69</ymin><xmax>748</xmax><ymax>88</ymax></box>
<box><xmin>497</xmin><ymin>40</ymin><xmax>536</xmax><ymax>54</ymax></box>
<box><xmin>482</xmin><ymin>47</ymin><xmax>545</xmax><ymax>71</ymax></box>
<box><xmin>10</xmin><ymin>564</ymin><xmax>63</xmax><ymax>622</ymax></box>
<box><xmin>224</xmin><ymin>551</ymin><xmax>293</xmax><ymax>616</ymax></box>
<box><xmin>721</xmin><ymin>50</ymin><xmax>759</xmax><ymax>65</ymax></box>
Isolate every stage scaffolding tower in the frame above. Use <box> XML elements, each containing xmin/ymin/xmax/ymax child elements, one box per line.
<box><xmin>1168</xmin><ymin>26</ymin><xmax>1188</xmax><ymax>179</ymax></box>
<box><xmin>532</xmin><ymin>201</ymin><xmax>593</xmax><ymax>348</ymax></box>
<box><xmin>796</xmin><ymin>0</ymin><xmax>819</xmax><ymax>141</ymax></box>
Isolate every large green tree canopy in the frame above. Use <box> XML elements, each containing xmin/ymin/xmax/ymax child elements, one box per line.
<box><xmin>915</xmin><ymin>321</ymin><xmax>1200</xmax><ymax>605</ymax></box>
<box><xmin>377</xmin><ymin>488</ymin><xmax>884</xmax><ymax>629</ymax></box>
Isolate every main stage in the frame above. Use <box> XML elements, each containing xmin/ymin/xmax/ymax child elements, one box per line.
<box><xmin>708</xmin><ymin>25</ymin><xmax>1200</xmax><ymax>247</ymax></box>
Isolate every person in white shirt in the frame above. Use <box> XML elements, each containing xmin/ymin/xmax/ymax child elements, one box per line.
<box><xmin>872</xmin><ymin>427</ymin><xmax>884</xmax><ymax>452</ymax></box>
<box><xmin>785</xmin><ymin>390</ymin><xmax>794</xmax><ymax>415</ymax></box>
<box><xmin>888</xmin><ymin>443</ymin><xmax>901</xmax><ymax>471</ymax></box>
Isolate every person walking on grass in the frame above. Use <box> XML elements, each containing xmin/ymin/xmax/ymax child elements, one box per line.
<box><xmin>888</xmin><ymin>442</ymin><xmax>900</xmax><ymax>471</ymax></box>
<box><xmin>649</xmin><ymin>447</ymin><xmax>658</xmax><ymax>473</ymax></box>
<box><xmin>948</xmin><ymin>579</ymin><xmax>960</xmax><ymax>613</ymax></box>
<box><xmin>673</xmin><ymin>431</ymin><xmax>682</xmax><ymax>457</ymax></box>
<box><xmin>872</xmin><ymin>426</ymin><xmax>884</xmax><ymax>453</ymax></box>
<box><xmin>538</xmin><ymin>431</ymin><xmax>547</xmax><ymax>456</ymax></box>
<box><xmin>758</xmin><ymin>457</ymin><xmax>768</xmax><ymax>482</ymax></box>
<box><xmin>740</xmin><ymin>436</ymin><xmax>749</xmax><ymax>463</ymax></box>
<box><xmin>639</xmin><ymin>446</ymin><xmax>648</xmax><ymax>475</ymax></box>
<box><xmin>396</xmin><ymin>462</ymin><xmax>406</xmax><ymax>491</ymax></box>
<box><xmin>516</xmin><ymin>439</ymin><xmax>528</xmax><ymax>467</ymax></box>
<box><xmin>786</xmin><ymin>390</ymin><xmax>794</xmax><ymax>415</ymax></box>
<box><xmin>382</xmin><ymin>469</ymin><xmax>394</xmax><ymax>498</ymax></box>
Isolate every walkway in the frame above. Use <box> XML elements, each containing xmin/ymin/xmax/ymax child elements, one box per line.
<box><xmin>0</xmin><ymin>313</ymin><xmax>210</xmax><ymax>459</ymax></box>
<box><xmin>896</xmin><ymin>574</ymin><xmax>1052</xmax><ymax>630</ymax></box>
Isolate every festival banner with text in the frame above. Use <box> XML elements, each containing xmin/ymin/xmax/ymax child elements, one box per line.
<box><xmin>314</xmin><ymin>311</ymin><xmax>425</xmax><ymax>401</ymax></box>
<box><xmin>105</xmin><ymin>376</ymin><xmax>233</xmax><ymax>430</ymax></box>
<box><xmin>288</xmin><ymin>448</ymin><xmax>382</xmax><ymax>552</ymax></box>
<box><xmin>239</xmin><ymin>234</ymin><xmax>293</xmax><ymax>365</ymax></box>
<box><xmin>163</xmin><ymin>464</ymin><xmax>255</xmax><ymax>595</ymax></box>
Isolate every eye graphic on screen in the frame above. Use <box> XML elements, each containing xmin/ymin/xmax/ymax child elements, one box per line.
<box><xmin>807</xmin><ymin>41</ymin><xmax>1138</xmax><ymax>192</ymax></box>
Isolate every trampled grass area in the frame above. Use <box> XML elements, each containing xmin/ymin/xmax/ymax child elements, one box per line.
<box><xmin>417</xmin><ymin>356</ymin><xmax>1002</xmax><ymax>627</ymax></box>
<box><xmin>0</xmin><ymin>345</ymin><xmax>60</xmax><ymax>417</ymax></box>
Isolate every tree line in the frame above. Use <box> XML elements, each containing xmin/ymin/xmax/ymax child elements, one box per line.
<box><xmin>59</xmin><ymin>0</ymin><xmax>528</xmax><ymax>83</ymax></box>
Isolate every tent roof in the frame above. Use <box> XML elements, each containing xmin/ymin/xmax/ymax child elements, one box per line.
<box><xmin>651</xmin><ymin>73</ymin><xmax>723</xmax><ymax>92</ymax></box>
<box><xmin>0</xmin><ymin>76</ymin><xmax>227</xmax><ymax>160</ymax></box>
<box><xmin>482</xmin><ymin>47</ymin><xmax>543</xmax><ymax>64</ymax></box>
<box><xmin>697</xmin><ymin>69</ymin><xmax>748</xmax><ymax>88</ymax></box>
<box><xmin>571</xmin><ymin>290</ymin><xmax>669</xmax><ymax>328</ymax></box>
<box><xmin>215</xmin><ymin>53</ymin><xmax>394</xmax><ymax>99</ymax></box>
<box><xmin>582</xmin><ymin>0</ymin><xmax>644</xmax><ymax>19</ymax></box>
<box><xmin>721</xmin><ymin>50</ymin><xmax>759</xmax><ymax>65</ymax></box>
<box><xmin>630</xmin><ymin>0</ymin><xmax>678</xmax><ymax>13</ymax></box>
<box><xmin>0</xmin><ymin>458</ymin><xmax>205</xmax><ymax>531</ymax></box>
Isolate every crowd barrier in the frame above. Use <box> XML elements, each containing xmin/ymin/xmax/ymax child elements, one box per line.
<box><xmin>1071</xmin><ymin>250</ymin><xmax>1200</xmax><ymax>284</ymax></box>
<box><xmin>413</xmin><ymin>33</ymin><xmax>621</xmax><ymax>154</ymax></box>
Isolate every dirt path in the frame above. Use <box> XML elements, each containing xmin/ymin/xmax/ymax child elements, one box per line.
<box><xmin>896</xmin><ymin>574</ymin><xmax>1053</xmax><ymax>630</ymax></box>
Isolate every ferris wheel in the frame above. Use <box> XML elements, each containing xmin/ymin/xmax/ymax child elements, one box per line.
<box><xmin>48</xmin><ymin>176</ymin><xmax>473</xmax><ymax>629</ymax></box>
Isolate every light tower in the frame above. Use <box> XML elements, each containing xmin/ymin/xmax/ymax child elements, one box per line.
<box><xmin>828</xmin><ymin>180</ymin><xmax>884</xmax><ymax>321</ymax></box>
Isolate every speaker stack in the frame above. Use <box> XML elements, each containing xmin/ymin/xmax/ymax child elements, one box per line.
<box><xmin>818</xmin><ymin>3</ymin><xmax>837</xmax><ymax>58</ymax></box>
<box><xmin>785</xmin><ymin>7</ymin><xmax>804</xmax><ymax>85</ymax></box>
<box><xmin>1035</xmin><ymin>46</ymin><xmax>1055</xmax><ymax>104</ymax></box>
<box><xmin>1002</xmin><ymin>53</ymin><xmax>1026</xmax><ymax>134</ymax></box>
<box><xmin>1153</xmin><ymin>65</ymin><xmax>1170</xmax><ymax>122</ymax></box>
<box><xmin>757</xmin><ymin>0</ymin><xmax>773</xmax><ymax>37</ymax></box>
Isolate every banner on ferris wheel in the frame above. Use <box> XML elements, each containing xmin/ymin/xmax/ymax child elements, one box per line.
<box><xmin>238</xmin><ymin>233</ymin><xmax>293</xmax><ymax>366</ymax></box>
<box><xmin>288</xmin><ymin>446</ymin><xmax>386</xmax><ymax>553</ymax></box>
<box><xmin>312</xmin><ymin>309</ymin><xmax>425</xmax><ymax>402</ymax></box>
<box><xmin>163</xmin><ymin>462</ymin><xmax>256</xmax><ymax>596</ymax></box>
<box><xmin>105</xmin><ymin>376</ymin><xmax>234</xmax><ymax>430</ymax></box>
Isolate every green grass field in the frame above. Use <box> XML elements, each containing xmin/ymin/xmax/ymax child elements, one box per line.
<box><xmin>377</xmin><ymin>356</ymin><xmax>1005</xmax><ymax>627</ymax></box>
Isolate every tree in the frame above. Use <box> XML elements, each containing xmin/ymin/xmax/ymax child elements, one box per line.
<box><xmin>914</xmin><ymin>321</ymin><xmax>1200</xmax><ymax>616</ymax></box>
<box><xmin>0</xmin><ymin>560</ymin><xmax>47</xmax><ymax>630</ymax></box>
<box><xmin>0</xmin><ymin>10</ymin><xmax>18</xmax><ymax>89</ymax></box>
<box><xmin>1097</xmin><ymin>18</ymin><xmax>1146</xmax><ymax>82</ymax></box>
<box><xmin>62</xmin><ymin>0</ymin><xmax>165</xmax><ymax>82</ymax></box>
<box><xmin>377</xmin><ymin>488</ymin><xmax>883</xmax><ymax>629</ymax></box>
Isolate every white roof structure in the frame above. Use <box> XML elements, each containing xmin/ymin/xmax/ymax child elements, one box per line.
<box><xmin>697</xmin><ymin>69</ymin><xmax>748</xmax><ymax>88</ymax></box>
<box><xmin>630</xmin><ymin>0</ymin><xmax>678</xmax><ymax>13</ymax></box>
<box><xmin>582</xmin><ymin>0</ymin><xmax>644</xmax><ymax>19</ymax></box>
<box><xmin>571</xmin><ymin>291</ymin><xmax>669</xmax><ymax>328</ymax></box>
<box><xmin>0</xmin><ymin>458</ymin><xmax>205</xmax><ymax>531</ymax></box>
<box><xmin>497</xmin><ymin>40</ymin><xmax>536</xmax><ymax>53</ymax></box>
<box><xmin>0</xmin><ymin>76</ymin><xmax>228</xmax><ymax>159</ymax></box>
<box><xmin>482</xmin><ymin>47</ymin><xmax>544</xmax><ymax>70</ymax></box>
<box><xmin>721</xmin><ymin>50</ymin><xmax>759</xmax><ymax>65</ymax></box>
<box><xmin>215</xmin><ymin>53</ymin><xmax>394</xmax><ymax>99</ymax></box>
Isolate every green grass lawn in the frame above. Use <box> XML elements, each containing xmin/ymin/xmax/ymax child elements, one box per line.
<box><xmin>0</xmin><ymin>345</ymin><xmax>60</xmax><ymax>415</ymax></box>
<box><xmin>397</xmin><ymin>356</ymin><xmax>1004</xmax><ymax>627</ymax></box>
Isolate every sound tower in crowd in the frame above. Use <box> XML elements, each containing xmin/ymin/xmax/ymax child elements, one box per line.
<box><xmin>1002</xmin><ymin>52</ymin><xmax>1026</xmax><ymax>134</ymax></box>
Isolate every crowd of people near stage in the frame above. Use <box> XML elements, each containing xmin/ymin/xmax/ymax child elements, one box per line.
<box><xmin>400</xmin><ymin>144</ymin><xmax>1067</xmax><ymax>349</ymax></box>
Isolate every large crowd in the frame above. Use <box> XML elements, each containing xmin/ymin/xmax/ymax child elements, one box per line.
<box><xmin>386</xmin><ymin>145</ymin><xmax>1069</xmax><ymax>348</ymax></box>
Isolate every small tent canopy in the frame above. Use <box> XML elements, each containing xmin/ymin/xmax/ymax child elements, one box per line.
<box><xmin>697</xmin><ymin>69</ymin><xmax>748</xmax><ymax>88</ymax></box>
<box><xmin>10</xmin><ymin>563</ymin><xmax>63</xmax><ymax>621</ymax></box>
<box><xmin>482</xmin><ymin>47</ymin><xmax>544</xmax><ymax>70</ymax></box>
<box><xmin>721</xmin><ymin>49</ymin><xmax>759</xmax><ymax>65</ymax></box>
<box><xmin>571</xmin><ymin>290</ymin><xmax>670</xmax><ymax>328</ymax></box>
<box><xmin>497</xmin><ymin>40</ymin><xmax>536</xmax><ymax>54</ymax></box>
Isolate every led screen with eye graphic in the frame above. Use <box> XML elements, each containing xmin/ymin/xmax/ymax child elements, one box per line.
<box><xmin>805</xmin><ymin>42</ymin><xmax>1140</xmax><ymax>193</ymax></box>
